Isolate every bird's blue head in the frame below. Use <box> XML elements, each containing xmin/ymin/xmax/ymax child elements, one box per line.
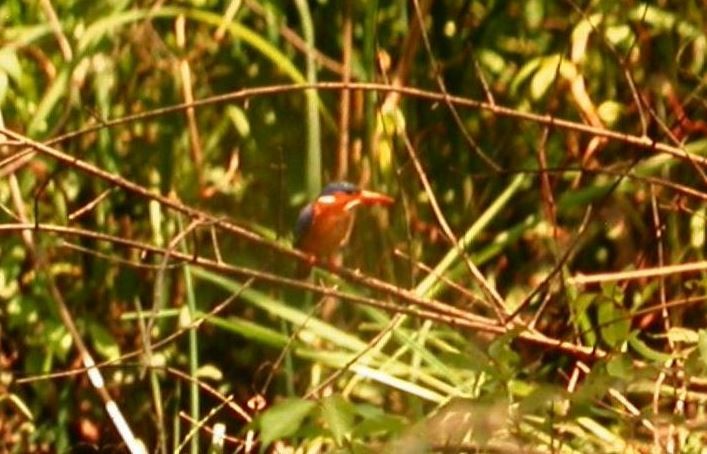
<box><xmin>320</xmin><ymin>181</ymin><xmax>360</xmax><ymax>197</ymax></box>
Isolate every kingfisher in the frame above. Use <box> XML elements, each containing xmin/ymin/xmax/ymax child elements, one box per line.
<box><xmin>294</xmin><ymin>181</ymin><xmax>394</xmax><ymax>275</ymax></box>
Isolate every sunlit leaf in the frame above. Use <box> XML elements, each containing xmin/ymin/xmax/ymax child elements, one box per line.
<box><xmin>628</xmin><ymin>331</ymin><xmax>673</xmax><ymax>363</ymax></box>
<box><xmin>665</xmin><ymin>327</ymin><xmax>699</xmax><ymax>345</ymax></box>
<box><xmin>0</xmin><ymin>48</ymin><xmax>21</xmax><ymax>80</ymax></box>
<box><xmin>698</xmin><ymin>330</ymin><xmax>707</xmax><ymax>368</ymax></box>
<box><xmin>259</xmin><ymin>398</ymin><xmax>316</xmax><ymax>448</ymax></box>
<box><xmin>597</xmin><ymin>298</ymin><xmax>630</xmax><ymax>348</ymax></box>
<box><xmin>352</xmin><ymin>404</ymin><xmax>406</xmax><ymax>438</ymax></box>
<box><xmin>88</xmin><ymin>323</ymin><xmax>120</xmax><ymax>361</ymax></box>
<box><xmin>321</xmin><ymin>394</ymin><xmax>355</xmax><ymax>446</ymax></box>
<box><xmin>606</xmin><ymin>354</ymin><xmax>633</xmax><ymax>380</ymax></box>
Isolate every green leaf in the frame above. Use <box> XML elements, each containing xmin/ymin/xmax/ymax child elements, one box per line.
<box><xmin>204</xmin><ymin>314</ymin><xmax>289</xmax><ymax>348</ymax></box>
<box><xmin>628</xmin><ymin>331</ymin><xmax>673</xmax><ymax>363</ymax></box>
<box><xmin>226</xmin><ymin>105</ymin><xmax>251</xmax><ymax>138</ymax></box>
<box><xmin>597</xmin><ymin>298</ymin><xmax>630</xmax><ymax>347</ymax></box>
<box><xmin>196</xmin><ymin>364</ymin><xmax>223</xmax><ymax>381</ymax></box>
<box><xmin>572</xmin><ymin>292</ymin><xmax>598</xmax><ymax>346</ymax></box>
<box><xmin>0</xmin><ymin>48</ymin><xmax>21</xmax><ymax>80</ymax></box>
<box><xmin>88</xmin><ymin>323</ymin><xmax>120</xmax><ymax>361</ymax></box>
<box><xmin>606</xmin><ymin>354</ymin><xmax>633</xmax><ymax>380</ymax></box>
<box><xmin>690</xmin><ymin>207</ymin><xmax>706</xmax><ymax>249</ymax></box>
<box><xmin>572</xmin><ymin>362</ymin><xmax>612</xmax><ymax>405</ymax></box>
<box><xmin>320</xmin><ymin>395</ymin><xmax>355</xmax><ymax>446</ymax></box>
<box><xmin>529</xmin><ymin>56</ymin><xmax>575</xmax><ymax>100</ymax></box>
<box><xmin>530</xmin><ymin>57</ymin><xmax>559</xmax><ymax>100</ymax></box>
<box><xmin>259</xmin><ymin>398</ymin><xmax>316</xmax><ymax>448</ymax></box>
<box><xmin>665</xmin><ymin>327</ymin><xmax>699</xmax><ymax>345</ymax></box>
<box><xmin>518</xmin><ymin>385</ymin><xmax>564</xmax><ymax>414</ymax></box>
<box><xmin>353</xmin><ymin>405</ymin><xmax>406</xmax><ymax>438</ymax></box>
<box><xmin>47</xmin><ymin>322</ymin><xmax>72</xmax><ymax>361</ymax></box>
<box><xmin>524</xmin><ymin>0</ymin><xmax>544</xmax><ymax>29</ymax></box>
<box><xmin>597</xmin><ymin>100</ymin><xmax>623</xmax><ymax>126</ymax></box>
<box><xmin>488</xmin><ymin>329</ymin><xmax>522</xmax><ymax>379</ymax></box>
<box><xmin>0</xmin><ymin>72</ymin><xmax>8</xmax><ymax>104</ymax></box>
<box><xmin>698</xmin><ymin>330</ymin><xmax>707</xmax><ymax>368</ymax></box>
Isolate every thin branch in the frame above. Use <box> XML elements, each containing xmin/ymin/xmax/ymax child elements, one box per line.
<box><xmin>176</xmin><ymin>15</ymin><xmax>205</xmax><ymax>190</ymax></box>
<box><xmin>410</xmin><ymin>0</ymin><xmax>500</xmax><ymax>171</ymax></box>
<box><xmin>336</xmin><ymin>0</ymin><xmax>353</xmax><ymax>180</ymax></box>
<box><xmin>3</xmin><ymin>82</ymin><xmax>703</xmax><ymax>169</ymax></box>
<box><xmin>401</xmin><ymin>133</ymin><xmax>507</xmax><ymax>320</ymax></box>
<box><xmin>0</xmin><ymin>222</ymin><xmax>606</xmax><ymax>360</ymax></box>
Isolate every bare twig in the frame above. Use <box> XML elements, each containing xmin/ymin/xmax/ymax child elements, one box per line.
<box><xmin>336</xmin><ymin>0</ymin><xmax>353</xmax><ymax>180</ymax></box>
<box><xmin>176</xmin><ymin>15</ymin><xmax>205</xmax><ymax>190</ymax></box>
<box><xmin>3</xmin><ymin>83</ymin><xmax>703</xmax><ymax>169</ymax></box>
<box><xmin>68</xmin><ymin>188</ymin><xmax>114</xmax><ymax>221</ymax></box>
<box><xmin>39</xmin><ymin>0</ymin><xmax>73</xmax><ymax>61</ymax></box>
<box><xmin>243</xmin><ymin>0</ymin><xmax>344</xmax><ymax>75</ymax></box>
<box><xmin>0</xmin><ymin>222</ymin><xmax>606</xmax><ymax>360</ymax></box>
<box><xmin>410</xmin><ymin>0</ymin><xmax>500</xmax><ymax>171</ymax></box>
<box><xmin>401</xmin><ymin>134</ymin><xmax>507</xmax><ymax>320</ymax></box>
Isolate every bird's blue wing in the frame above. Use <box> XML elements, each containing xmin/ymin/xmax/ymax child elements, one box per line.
<box><xmin>294</xmin><ymin>203</ymin><xmax>314</xmax><ymax>247</ymax></box>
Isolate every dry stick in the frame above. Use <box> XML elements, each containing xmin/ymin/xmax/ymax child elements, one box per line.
<box><xmin>575</xmin><ymin>361</ymin><xmax>657</xmax><ymax>435</ymax></box>
<box><xmin>401</xmin><ymin>134</ymin><xmax>507</xmax><ymax>321</ymax></box>
<box><xmin>0</xmin><ymin>222</ymin><xmax>488</xmax><ymax>325</ymax></box>
<box><xmin>68</xmin><ymin>188</ymin><xmax>115</xmax><ymax>221</ymax></box>
<box><xmin>564</xmin><ymin>0</ymin><xmax>707</xmax><ymax>186</ymax></box>
<box><xmin>650</xmin><ymin>185</ymin><xmax>681</xmax><ymax>450</ymax></box>
<box><xmin>213</xmin><ymin>0</ymin><xmax>243</xmax><ymax>42</ymax></box>
<box><xmin>564</xmin><ymin>0</ymin><xmax>647</xmax><ymax>137</ymax></box>
<box><xmin>537</xmin><ymin>127</ymin><xmax>558</xmax><ymax>238</ymax></box>
<box><xmin>336</xmin><ymin>0</ymin><xmax>352</xmax><ymax>181</ymax></box>
<box><xmin>376</xmin><ymin>58</ymin><xmax>495</xmax><ymax>389</ymax></box>
<box><xmin>259</xmin><ymin>295</ymin><xmax>327</xmax><ymax>396</ymax></box>
<box><xmin>571</xmin><ymin>261</ymin><xmax>707</xmax><ymax>285</ymax></box>
<box><xmin>0</xmin><ymin>139</ymin><xmax>24</xmax><ymax>147</ymax></box>
<box><xmin>179</xmin><ymin>413</ymin><xmax>244</xmax><ymax>448</ymax></box>
<box><xmin>60</xmin><ymin>240</ymin><xmax>181</xmax><ymax>270</ymax></box>
<box><xmin>393</xmin><ymin>248</ymin><xmax>486</xmax><ymax>308</ymax></box>
<box><xmin>2</xmin><ymin>83</ymin><xmax>704</xmax><ymax>171</ymax></box>
<box><xmin>506</xmin><ymin>205</ymin><xmax>593</xmax><ymax>323</ymax></box>
<box><xmin>243</xmin><ymin>0</ymin><xmax>345</xmax><ymax>76</ymax></box>
<box><xmin>473</xmin><ymin>58</ymin><xmax>496</xmax><ymax>107</ymax></box>
<box><xmin>303</xmin><ymin>311</ymin><xmax>401</xmax><ymax>400</ymax></box>
<box><xmin>650</xmin><ymin>186</ymin><xmax>674</xmax><ymax>348</ymax></box>
<box><xmin>149</xmin><ymin>218</ymin><xmax>204</xmax><ymax>346</ymax></box>
<box><xmin>0</xmin><ymin>112</ymin><xmax>145</xmax><ymax>452</ymax></box>
<box><xmin>380</xmin><ymin>0</ymin><xmax>430</xmax><ymax>112</ymax></box>
<box><xmin>21</xmin><ymin>287</ymin><xmax>704</xmax><ymax>414</ymax></box>
<box><xmin>0</xmin><ymin>128</ymin><xmax>494</xmax><ymax>328</ymax></box>
<box><xmin>176</xmin><ymin>14</ymin><xmax>205</xmax><ymax>190</ymax></box>
<box><xmin>39</xmin><ymin>0</ymin><xmax>73</xmax><ymax>61</ymax></box>
<box><xmin>146</xmin><ymin>217</ymin><xmax>203</xmax><ymax>454</ymax></box>
<box><xmin>507</xmin><ymin>153</ymin><xmax>645</xmax><ymax>323</ymax></box>
<box><xmin>5</xmin><ymin>183</ymin><xmax>144</xmax><ymax>452</ymax></box>
<box><xmin>16</xmin><ymin>281</ymin><xmax>255</xmax><ymax>423</ymax></box>
<box><xmin>0</xmin><ymin>222</ymin><xmax>605</xmax><ymax>360</ymax></box>
<box><xmin>527</xmin><ymin>50</ymin><xmax>563</xmax><ymax>323</ymax></box>
<box><xmin>410</xmin><ymin>0</ymin><xmax>500</xmax><ymax>171</ymax></box>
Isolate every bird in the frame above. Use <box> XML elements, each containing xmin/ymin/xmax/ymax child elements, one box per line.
<box><xmin>294</xmin><ymin>181</ymin><xmax>394</xmax><ymax>275</ymax></box>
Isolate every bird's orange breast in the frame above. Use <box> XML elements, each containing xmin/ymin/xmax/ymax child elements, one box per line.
<box><xmin>296</xmin><ymin>202</ymin><xmax>355</xmax><ymax>258</ymax></box>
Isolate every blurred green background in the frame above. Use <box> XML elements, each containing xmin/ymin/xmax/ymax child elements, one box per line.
<box><xmin>1</xmin><ymin>0</ymin><xmax>706</xmax><ymax>452</ymax></box>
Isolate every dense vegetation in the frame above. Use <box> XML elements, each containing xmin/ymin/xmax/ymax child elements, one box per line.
<box><xmin>1</xmin><ymin>0</ymin><xmax>706</xmax><ymax>452</ymax></box>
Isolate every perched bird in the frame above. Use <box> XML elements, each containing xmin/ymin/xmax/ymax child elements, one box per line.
<box><xmin>294</xmin><ymin>181</ymin><xmax>394</xmax><ymax>275</ymax></box>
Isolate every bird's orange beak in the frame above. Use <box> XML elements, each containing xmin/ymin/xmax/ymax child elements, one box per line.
<box><xmin>358</xmin><ymin>189</ymin><xmax>394</xmax><ymax>206</ymax></box>
<box><xmin>341</xmin><ymin>189</ymin><xmax>394</xmax><ymax>211</ymax></box>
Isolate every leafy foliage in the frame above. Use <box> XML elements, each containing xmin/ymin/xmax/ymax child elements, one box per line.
<box><xmin>1</xmin><ymin>0</ymin><xmax>706</xmax><ymax>452</ymax></box>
